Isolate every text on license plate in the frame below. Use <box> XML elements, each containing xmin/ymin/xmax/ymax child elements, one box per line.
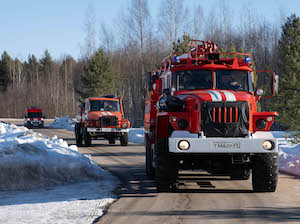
<box><xmin>212</xmin><ymin>142</ymin><xmax>240</xmax><ymax>149</ymax></box>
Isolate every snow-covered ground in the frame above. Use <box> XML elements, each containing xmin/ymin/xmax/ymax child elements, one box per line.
<box><xmin>275</xmin><ymin>131</ymin><xmax>300</xmax><ymax>176</ymax></box>
<box><xmin>0</xmin><ymin>122</ymin><xmax>119</xmax><ymax>224</ymax></box>
<box><xmin>49</xmin><ymin>116</ymin><xmax>145</xmax><ymax>144</ymax></box>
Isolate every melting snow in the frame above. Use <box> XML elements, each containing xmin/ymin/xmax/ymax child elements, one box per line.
<box><xmin>0</xmin><ymin>122</ymin><xmax>118</xmax><ymax>224</ymax></box>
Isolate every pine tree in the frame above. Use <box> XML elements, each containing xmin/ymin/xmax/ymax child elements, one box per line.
<box><xmin>274</xmin><ymin>14</ymin><xmax>300</xmax><ymax>142</ymax></box>
<box><xmin>0</xmin><ymin>51</ymin><xmax>11</xmax><ymax>92</ymax></box>
<box><xmin>77</xmin><ymin>48</ymin><xmax>116</xmax><ymax>100</ymax></box>
<box><xmin>173</xmin><ymin>34</ymin><xmax>192</xmax><ymax>53</ymax></box>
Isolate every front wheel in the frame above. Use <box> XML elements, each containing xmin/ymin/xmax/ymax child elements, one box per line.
<box><xmin>155</xmin><ymin>138</ymin><xmax>178</xmax><ymax>192</ymax></box>
<box><xmin>83</xmin><ymin>128</ymin><xmax>92</xmax><ymax>147</ymax></box>
<box><xmin>145</xmin><ymin>134</ymin><xmax>155</xmax><ymax>179</ymax></box>
<box><xmin>120</xmin><ymin>133</ymin><xmax>128</xmax><ymax>146</ymax></box>
<box><xmin>252</xmin><ymin>153</ymin><xmax>278</xmax><ymax>192</ymax></box>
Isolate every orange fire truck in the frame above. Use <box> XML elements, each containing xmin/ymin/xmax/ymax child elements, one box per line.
<box><xmin>145</xmin><ymin>40</ymin><xmax>279</xmax><ymax>192</ymax></box>
<box><xmin>75</xmin><ymin>95</ymin><xmax>130</xmax><ymax>147</ymax></box>
<box><xmin>24</xmin><ymin>107</ymin><xmax>44</xmax><ymax>128</ymax></box>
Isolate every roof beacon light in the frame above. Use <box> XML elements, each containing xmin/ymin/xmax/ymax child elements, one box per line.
<box><xmin>244</xmin><ymin>57</ymin><xmax>251</xmax><ymax>63</ymax></box>
<box><xmin>173</xmin><ymin>56</ymin><xmax>180</xmax><ymax>63</ymax></box>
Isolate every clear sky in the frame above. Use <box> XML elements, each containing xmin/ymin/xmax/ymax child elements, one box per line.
<box><xmin>0</xmin><ymin>0</ymin><xmax>299</xmax><ymax>61</ymax></box>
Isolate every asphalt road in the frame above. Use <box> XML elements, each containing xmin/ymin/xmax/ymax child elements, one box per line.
<box><xmin>36</xmin><ymin>128</ymin><xmax>300</xmax><ymax>224</ymax></box>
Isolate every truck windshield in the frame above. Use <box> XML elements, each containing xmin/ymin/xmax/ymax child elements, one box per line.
<box><xmin>28</xmin><ymin>112</ymin><xmax>42</xmax><ymax>118</ymax></box>
<box><xmin>216</xmin><ymin>70</ymin><xmax>250</xmax><ymax>91</ymax></box>
<box><xmin>173</xmin><ymin>70</ymin><xmax>213</xmax><ymax>91</ymax></box>
<box><xmin>90</xmin><ymin>100</ymin><xmax>120</xmax><ymax>112</ymax></box>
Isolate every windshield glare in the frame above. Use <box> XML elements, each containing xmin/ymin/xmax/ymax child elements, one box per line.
<box><xmin>216</xmin><ymin>70</ymin><xmax>250</xmax><ymax>91</ymax></box>
<box><xmin>90</xmin><ymin>100</ymin><xmax>120</xmax><ymax>112</ymax></box>
<box><xmin>173</xmin><ymin>70</ymin><xmax>213</xmax><ymax>91</ymax></box>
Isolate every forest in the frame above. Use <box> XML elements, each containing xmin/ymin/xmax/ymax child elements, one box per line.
<box><xmin>0</xmin><ymin>0</ymin><xmax>299</xmax><ymax>139</ymax></box>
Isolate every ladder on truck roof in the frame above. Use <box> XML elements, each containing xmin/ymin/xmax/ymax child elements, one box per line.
<box><xmin>161</xmin><ymin>39</ymin><xmax>253</xmax><ymax>69</ymax></box>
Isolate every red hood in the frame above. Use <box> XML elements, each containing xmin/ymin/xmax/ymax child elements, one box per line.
<box><xmin>176</xmin><ymin>90</ymin><xmax>254</xmax><ymax>102</ymax></box>
<box><xmin>88</xmin><ymin>111</ymin><xmax>122</xmax><ymax>120</ymax></box>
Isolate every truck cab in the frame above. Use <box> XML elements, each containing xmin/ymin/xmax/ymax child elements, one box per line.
<box><xmin>75</xmin><ymin>95</ymin><xmax>130</xmax><ymax>146</ymax></box>
<box><xmin>24</xmin><ymin>107</ymin><xmax>44</xmax><ymax>128</ymax></box>
<box><xmin>145</xmin><ymin>40</ymin><xmax>279</xmax><ymax>192</ymax></box>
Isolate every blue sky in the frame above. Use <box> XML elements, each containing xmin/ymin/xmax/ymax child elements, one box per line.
<box><xmin>0</xmin><ymin>0</ymin><xmax>299</xmax><ymax>61</ymax></box>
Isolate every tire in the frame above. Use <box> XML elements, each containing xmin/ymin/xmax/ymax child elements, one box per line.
<box><xmin>155</xmin><ymin>138</ymin><xmax>178</xmax><ymax>192</ymax></box>
<box><xmin>83</xmin><ymin>128</ymin><xmax>92</xmax><ymax>147</ymax></box>
<box><xmin>145</xmin><ymin>134</ymin><xmax>155</xmax><ymax>179</ymax></box>
<box><xmin>109</xmin><ymin>138</ymin><xmax>116</xmax><ymax>144</ymax></box>
<box><xmin>230</xmin><ymin>169</ymin><xmax>250</xmax><ymax>180</ymax></box>
<box><xmin>120</xmin><ymin>133</ymin><xmax>128</xmax><ymax>146</ymax></box>
<box><xmin>75</xmin><ymin>123</ymin><xmax>83</xmax><ymax>146</ymax></box>
<box><xmin>252</xmin><ymin>153</ymin><xmax>278</xmax><ymax>192</ymax></box>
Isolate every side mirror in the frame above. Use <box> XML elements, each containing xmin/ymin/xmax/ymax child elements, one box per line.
<box><xmin>25</xmin><ymin>115</ymin><xmax>27</xmax><ymax>118</ymax></box>
<box><xmin>146</xmin><ymin>72</ymin><xmax>151</xmax><ymax>91</ymax></box>
<box><xmin>274</xmin><ymin>74</ymin><xmax>279</xmax><ymax>95</ymax></box>
<box><xmin>255</xmin><ymin>70</ymin><xmax>278</xmax><ymax>99</ymax></box>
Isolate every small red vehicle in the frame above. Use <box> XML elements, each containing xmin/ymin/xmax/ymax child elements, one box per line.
<box><xmin>145</xmin><ymin>40</ymin><xmax>279</xmax><ymax>192</ymax></box>
<box><xmin>24</xmin><ymin>107</ymin><xmax>44</xmax><ymax>128</ymax></box>
<box><xmin>75</xmin><ymin>95</ymin><xmax>130</xmax><ymax>147</ymax></box>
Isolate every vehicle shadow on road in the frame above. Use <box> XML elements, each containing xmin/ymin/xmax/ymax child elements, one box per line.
<box><xmin>107</xmin><ymin>207</ymin><xmax>300</xmax><ymax>222</ymax></box>
<box><xmin>107</xmin><ymin>166</ymin><xmax>255</xmax><ymax>198</ymax></box>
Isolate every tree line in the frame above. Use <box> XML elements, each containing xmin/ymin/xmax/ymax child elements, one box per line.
<box><xmin>0</xmin><ymin>0</ymin><xmax>299</xmax><ymax>139</ymax></box>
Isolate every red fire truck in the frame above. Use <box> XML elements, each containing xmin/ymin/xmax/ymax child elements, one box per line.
<box><xmin>75</xmin><ymin>95</ymin><xmax>130</xmax><ymax>147</ymax></box>
<box><xmin>24</xmin><ymin>107</ymin><xmax>44</xmax><ymax>128</ymax></box>
<box><xmin>145</xmin><ymin>40</ymin><xmax>279</xmax><ymax>192</ymax></box>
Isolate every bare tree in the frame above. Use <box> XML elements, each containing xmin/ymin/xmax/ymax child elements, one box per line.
<box><xmin>193</xmin><ymin>4</ymin><xmax>204</xmax><ymax>40</ymax></box>
<box><xmin>81</xmin><ymin>2</ymin><xmax>97</xmax><ymax>59</ymax></box>
<box><xmin>158</xmin><ymin>0</ymin><xmax>189</xmax><ymax>50</ymax></box>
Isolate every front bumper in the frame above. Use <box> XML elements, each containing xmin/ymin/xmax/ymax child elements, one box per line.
<box><xmin>27</xmin><ymin>121</ymin><xmax>43</xmax><ymax>126</ymax></box>
<box><xmin>169</xmin><ymin>131</ymin><xmax>278</xmax><ymax>154</ymax></box>
<box><xmin>87</xmin><ymin>127</ymin><xmax>128</xmax><ymax>133</ymax></box>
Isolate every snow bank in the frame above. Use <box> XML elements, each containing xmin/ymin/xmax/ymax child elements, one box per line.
<box><xmin>274</xmin><ymin>131</ymin><xmax>300</xmax><ymax>177</ymax></box>
<box><xmin>48</xmin><ymin>116</ymin><xmax>75</xmax><ymax>131</ymax></box>
<box><xmin>0</xmin><ymin>122</ymin><xmax>116</xmax><ymax>191</ymax></box>
<box><xmin>129</xmin><ymin>128</ymin><xmax>145</xmax><ymax>144</ymax></box>
<box><xmin>0</xmin><ymin>122</ymin><xmax>119</xmax><ymax>224</ymax></box>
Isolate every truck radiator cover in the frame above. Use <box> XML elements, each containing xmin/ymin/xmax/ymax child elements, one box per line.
<box><xmin>99</xmin><ymin>116</ymin><xmax>118</xmax><ymax>127</ymax></box>
<box><xmin>201</xmin><ymin>101</ymin><xmax>249</xmax><ymax>137</ymax></box>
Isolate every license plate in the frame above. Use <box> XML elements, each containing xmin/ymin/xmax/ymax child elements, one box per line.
<box><xmin>212</xmin><ymin>142</ymin><xmax>240</xmax><ymax>149</ymax></box>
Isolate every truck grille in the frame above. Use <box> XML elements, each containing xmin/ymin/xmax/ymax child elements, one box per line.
<box><xmin>210</xmin><ymin>107</ymin><xmax>239</xmax><ymax>123</ymax></box>
<box><xmin>99</xmin><ymin>116</ymin><xmax>118</xmax><ymax>127</ymax></box>
<box><xmin>201</xmin><ymin>101</ymin><xmax>249</xmax><ymax>137</ymax></box>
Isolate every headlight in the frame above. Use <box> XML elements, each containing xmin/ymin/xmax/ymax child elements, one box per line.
<box><xmin>177</xmin><ymin>119</ymin><xmax>188</xmax><ymax>130</ymax></box>
<box><xmin>256</xmin><ymin>119</ymin><xmax>266</xmax><ymax>130</ymax></box>
<box><xmin>27</xmin><ymin>118</ymin><xmax>30</xmax><ymax>121</ymax></box>
<box><xmin>262</xmin><ymin>140</ymin><xmax>274</xmax><ymax>150</ymax></box>
<box><xmin>122</xmin><ymin>123</ymin><xmax>128</xmax><ymax>128</ymax></box>
<box><xmin>178</xmin><ymin>140</ymin><xmax>190</xmax><ymax>150</ymax></box>
<box><xmin>86</xmin><ymin>122</ymin><xmax>94</xmax><ymax>127</ymax></box>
